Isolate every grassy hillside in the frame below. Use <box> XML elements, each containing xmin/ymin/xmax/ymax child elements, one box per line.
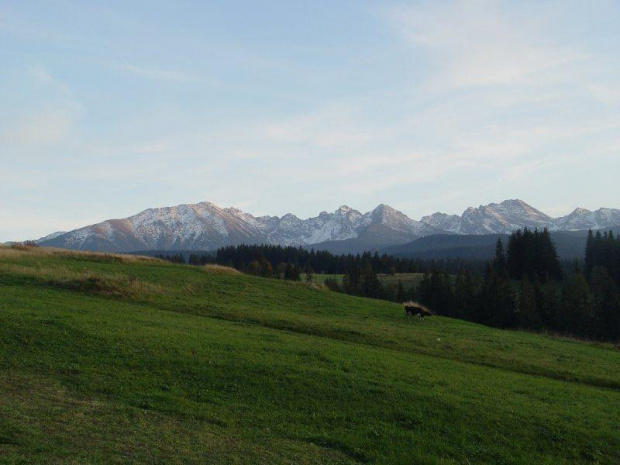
<box><xmin>1</xmin><ymin>246</ymin><xmax>619</xmax><ymax>463</ymax></box>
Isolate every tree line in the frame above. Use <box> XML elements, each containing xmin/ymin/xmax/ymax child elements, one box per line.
<box><xmin>157</xmin><ymin>244</ymin><xmax>489</xmax><ymax>276</ymax></box>
<box><xmin>156</xmin><ymin>229</ymin><xmax>619</xmax><ymax>341</ymax></box>
<box><xmin>415</xmin><ymin>228</ymin><xmax>619</xmax><ymax>341</ymax></box>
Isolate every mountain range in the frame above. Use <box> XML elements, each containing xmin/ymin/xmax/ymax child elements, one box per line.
<box><xmin>36</xmin><ymin>199</ymin><xmax>620</xmax><ymax>254</ymax></box>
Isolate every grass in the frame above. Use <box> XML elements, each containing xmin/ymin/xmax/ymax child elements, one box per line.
<box><xmin>379</xmin><ymin>273</ymin><xmax>427</xmax><ymax>290</ymax></box>
<box><xmin>305</xmin><ymin>272</ymin><xmax>428</xmax><ymax>291</ymax></box>
<box><xmin>302</xmin><ymin>273</ymin><xmax>344</xmax><ymax>284</ymax></box>
<box><xmin>0</xmin><ymin>246</ymin><xmax>619</xmax><ymax>463</ymax></box>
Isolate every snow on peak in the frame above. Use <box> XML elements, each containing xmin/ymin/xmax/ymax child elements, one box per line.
<box><xmin>34</xmin><ymin>199</ymin><xmax>620</xmax><ymax>253</ymax></box>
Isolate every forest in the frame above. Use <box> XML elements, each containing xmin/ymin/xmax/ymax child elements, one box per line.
<box><xmin>157</xmin><ymin>228</ymin><xmax>619</xmax><ymax>341</ymax></box>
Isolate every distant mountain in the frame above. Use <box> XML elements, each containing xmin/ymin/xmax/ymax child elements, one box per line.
<box><xmin>34</xmin><ymin>231</ymin><xmax>66</xmax><ymax>242</ymax></box>
<box><xmin>421</xmin><ymin>199</ymin><xmax>553</xmax><ymax>234</ymax></box>
<box><xmin>35</xmin><ymin>199</ymin><xmax>620</xmax><ymax>254</ymax></box>
<box><xmin>420</xmin><ymin>199</ymin><xmax>620</xmax><ymax>235</ymax></box>
<box><xmin>553</xmin><ymin>208</ymin><xmax>620</xmax><ymax>231</ymax></box>
<box><xmin>38</xmin><ymin>202</ymin><xmax>438</xmax><ymax>252</ymax></box>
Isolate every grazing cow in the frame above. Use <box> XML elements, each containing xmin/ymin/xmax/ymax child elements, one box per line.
<box><xmin>404</xmin><ymin>303</ymin><xmax>432</xmax><ymax>321</ymax></box>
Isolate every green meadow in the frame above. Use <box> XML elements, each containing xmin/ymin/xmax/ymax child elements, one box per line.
<box><xmin>305</xmin><ymin>272</ymin><xmax>426</xmax><ymax>290</ymax></box>
<box><xmin>0</xmin><ymin>246</ymin><xmax>618</xmax><ymax>464</ymax></box>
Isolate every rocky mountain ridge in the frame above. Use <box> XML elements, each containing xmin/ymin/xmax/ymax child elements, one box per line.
<box><xmin>37</xmin><ymin>199</ymin><xmax>620</xmax><ymax>252</ymax></box>
<box><xmin>38</xmin><ymin>202</ymin><xmax>438</xmax><ymax>252</ymax></box>
<box><xmin>422</xmin><ymin>200</ymin><xmax>620</xmax><ymax>235</ymax></box>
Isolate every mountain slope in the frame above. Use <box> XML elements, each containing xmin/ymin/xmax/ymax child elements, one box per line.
<box><xmin>422</xmin><ymin>199</ymin><xmax>554</xmax><ymax>234</ymax></box>
<box><xmin>421</xmin><ymin>199</ymin><xmax>620</xmax><ymax>235</ymax></box>
<box><xmin>39</xmin><ymin>202</ymin><xmax>437</xmax><ymax>252</ymax></box>
<box><xmin>554</xmin><ymin>207</ymin><xmax>620</xmax><ymax>231</ymax></box>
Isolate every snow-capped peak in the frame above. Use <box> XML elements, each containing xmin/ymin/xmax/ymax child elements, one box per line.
<box><xmin>35</xmin><ymin>199</ymin><xmax>620</xmax><ymax>253</ymax></box>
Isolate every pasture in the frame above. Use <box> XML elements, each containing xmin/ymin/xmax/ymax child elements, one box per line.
<box><xmin>0</xmin><ymin>246</ymin><xmax>618</xmax><ymax>463</ymax></box>
<box><xmin>305</xmin><ymin>272</ymin><xmax>427</xmax><ymax>291</ymax></box>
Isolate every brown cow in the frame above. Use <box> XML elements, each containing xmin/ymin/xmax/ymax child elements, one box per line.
<box><xmin>404</xmin><ymin>303</ymin><xmax>432</xmax><ymax>321</ymax></box>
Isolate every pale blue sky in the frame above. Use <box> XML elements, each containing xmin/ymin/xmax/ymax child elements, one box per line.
<box><xmin>1</xmin><ymin>0</ymin><xmax>619</xmax><ymax>241</ymax></box>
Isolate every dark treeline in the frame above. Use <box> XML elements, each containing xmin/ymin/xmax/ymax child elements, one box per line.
<box><xmin>585</xmin><ymin>230</ymin><xmax>620</xmax><ymax>286</ymax></box>
<box><xmin>416</xmin><ymin>228</ymin><xmax>620</xmax><ymax>341</ymax></box>
<box><xmin>159</xmin><ymin>244</ymin><xmax>489</xmax><ymax>276</ymax></box>
<box><xmin>156</xmin><ymin>252</ymin><xmax>187</xmax><ymax>264</ymax></box>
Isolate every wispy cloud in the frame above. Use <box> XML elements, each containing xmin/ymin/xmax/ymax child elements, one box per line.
<box><xmin>3</xmin><ymin>111</ymin><xmax>75</xmax><ymax>149</ymax></box>
<box><xmin>260</xmin><ymin>104</ymin><xmax>373</xmax><ymax>150</ymax></box>
<box><xmin>2</xmin><ymin>66</ymin><xmax>81</xmax><ymax>152</ymax></box>
<box><xmin>589</xmin><ymin>84</ymin><xmax>620</xmax><ymax>105</ymax></box>
<box><xmin>389</xmin><ymin>0</ymin><xmax>578</xmax><ymax>89</ymax></box>
<box><xmin>114</xmin><ymin>63</ymin><xmax>206</xmax><ymax>84</ymax></box>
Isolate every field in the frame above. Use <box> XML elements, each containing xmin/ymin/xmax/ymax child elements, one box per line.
<box><xmin>303</xmin><ymin>273</ymin><xmax>344</xmax><ymax>284</ymax></box>
<box><xmin>306</xmin><ymin>273</ymin><xmax>426</xmax><ymax>291</ymax></box>
<box><xmin>378</xmin><ymin>273</ymin><xmax>427</xmax><ymax>290</ymax></box>
<box><xmin>1</xmin><ymin>246</ymin><xmax>619</xmax><ymax>463</ymax></box>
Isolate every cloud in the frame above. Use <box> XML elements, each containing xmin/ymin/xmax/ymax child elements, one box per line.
<box><xmin>1</xmin><ymin>66</ymin><xmax>81</xmax><ymax>153</ymax></box>
<box><xmin>390</xmin><ymin>0</ymin><xmax>578</xmax><ymax>89</ymax></box>
<box><xmin>260</xmin><ymin>104</ymin><xmax>373</xmax><ymax>150</ymax></box>
<box><xmin>589</xmin><ymin>84</ymin><xmax>620</xmax><ymax>105</ymax></box>
<box><xmin>2</xmin><ymin>111</ymin><xmax>74</xmax><ymax>149</ymax></box>
<box><xmin>114</xmin><ymin>63</ymin><xmax>205</xmax><ymax>83</ymax></box>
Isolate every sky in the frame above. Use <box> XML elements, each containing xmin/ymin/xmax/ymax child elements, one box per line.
<box><xmin>1</xmin><ymin>0</ymin><xmax>619</xmax><ymax>241</ymax></box>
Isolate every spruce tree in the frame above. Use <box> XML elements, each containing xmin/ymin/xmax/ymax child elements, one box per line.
<box><xmin>590</xmin><ymin>266</ymin><xmax>620</xmax><ymax>340</ymax></box>
<box><xmin>494</xmin><ymin>238</ymin><xmax>507</xmax><ymax>274</ymax></box>
<box><xmin>361</xmin><ymin>262</ymin><xmax>382</xmax><ymax>299</ymax></box>
<box><xmin>518</xmin><ymin>276</ymin><xmax>542</xmax><ymax>329</ymax></box>
<box><xmin>585</xmin><ymin>229</ymin><xmax>595</xmax><ymax>278</ymax></box>
<box><xmin>558</xmin><ymin>273</ymin><xmax>591</xmax><ymax>336</ymax></box>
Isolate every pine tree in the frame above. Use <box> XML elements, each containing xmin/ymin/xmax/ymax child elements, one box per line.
<box><xmin>585</xmin><ymin>229</ymin><xmax>595</xmax><ymax>278</ymax></box>
<box><xmin>558</xmin><ymin>273</ymin><xmax>591</xmax><ymax>336</ymax></box>
<box><xmin>540</xmin><ymin>281</ymin><xmax>559</xmax><ymax>331</ymax></box>
<box><xmin>518</xmin><ymin>276</ymin><xmax>542</xmax><ymax>329</ymax></box>
<box><xmin>284</xmin><ymin>262</ymin><xmax>294</xmax><ymax>280</ymax></box>
<box><xmin>361</xmin><ymin>262</ymin><xmax>383</xmax><ymax>299</ymax></box>
<box><xmin>590</xmin><ymin>266</ymin><xmax>620</xmax><ymax>340</ymax></box>
<box><xmin>479</xmin><ymin>265</ymin><xmax>517</xmax><ymax>328</ymax></box>
<box><xmin>343</xmin><ymin>265</ymin><xmax>361</xmax><ymax>295</ymax></box>
<box><xmin>494</xmin><ymin>238</ymin><xmax>507</xmax><ymax>274</ymax></box>
<box><xmin>454</xmin><ymin>270</ymin><xmax>466</xmax><ymax>318</ymax></box>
